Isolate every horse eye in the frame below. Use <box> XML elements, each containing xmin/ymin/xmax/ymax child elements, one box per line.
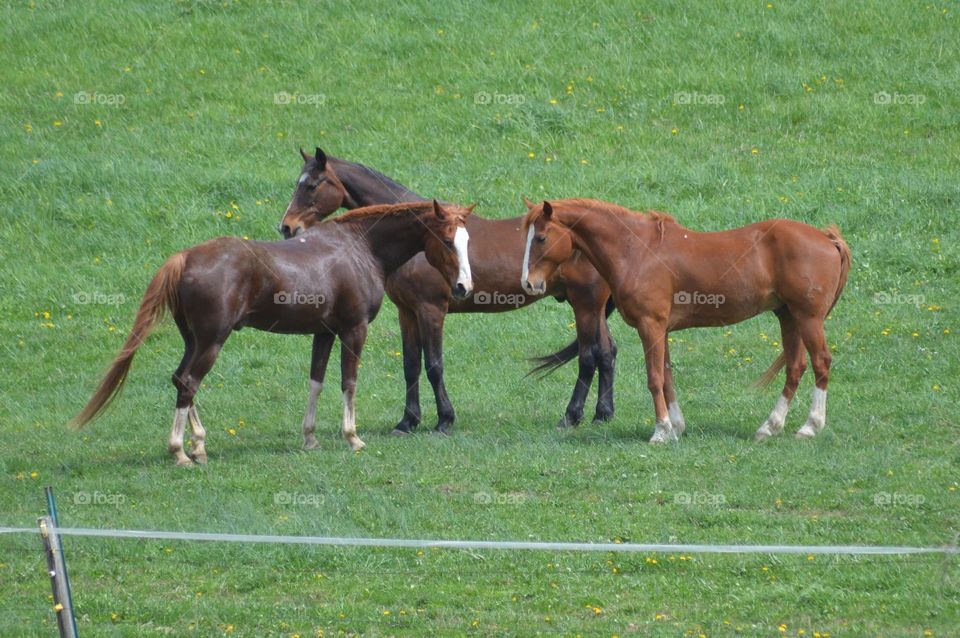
<box><xmin>536</xmin><ymin>234</ymin><xmax>547</xmax><ymax>243</ymax></box>
<box><xmin>443</xmin><ymin>238</ymin><xmax>455</xmax><ymax>248</ymax></box>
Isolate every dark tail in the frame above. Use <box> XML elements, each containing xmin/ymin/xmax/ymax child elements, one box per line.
<box><xmin>527</xmin><ymin>297</ymin><xmax>616</xmax><ymax>377</ymax></box>
<box><xmin>69</xmin><ymin>252</ymin><xmax>186</xmax><ymax>428</ymax></box>
<box><xmin>752</xmin><ymin>226</ymin><xmax>851</xmax><ymax>390</ymax></box>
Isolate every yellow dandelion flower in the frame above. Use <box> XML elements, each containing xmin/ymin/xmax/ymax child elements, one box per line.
<box><xmin>751</xmin><ymin>147</ymin><xmax>759</xmax><ymax>155</ymax></box>
<box><xmin>528</xmin><ymin>152</ymin><xmax>535</xmax><ymax>159</ymax></box>
<box><xmin>227</xmin><ymin>428</ymin><xmax>237</xmax><ymax>436</ymax></box>
<box><xmin>53</xmin><ymin>120</ymin><xmax>63</xmax><ymax>127</ymax></box>
<box><xmin>549</xmin><ymin>98</ymin><xmax>558</xmax><ymax>105</ymax></box>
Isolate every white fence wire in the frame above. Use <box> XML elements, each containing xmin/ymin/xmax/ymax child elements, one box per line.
<box><xmin>1</xmin><ymin>526</ymin><xmax>955</xmax><ymax>556</ymax></box>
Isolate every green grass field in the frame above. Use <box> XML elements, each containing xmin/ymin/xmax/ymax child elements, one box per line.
<box><xmin>2</xmin><ymin>1</ymin><xmax>958</xmax><ymax>635</ymax></box>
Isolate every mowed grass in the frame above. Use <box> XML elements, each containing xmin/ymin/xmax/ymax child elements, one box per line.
<box><xmin>1</xmin><ymin>0</ymin><xmax>958</xmax><ymax>635</ymax></box>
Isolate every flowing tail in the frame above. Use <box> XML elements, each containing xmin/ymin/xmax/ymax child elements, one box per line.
<box><xmin>753</xmin><ymin>225</ymin><xmax>851</xmax><ymax>389</ymax></box>
<box><xmin>528</xmin><ymin>297</ymin><xmax>616</xmax><ymax>377</ymax></box>
<box><xmin>69</xmin><ymin>252</ymin><xmax>186</xmax><ymax>428</ymax></box>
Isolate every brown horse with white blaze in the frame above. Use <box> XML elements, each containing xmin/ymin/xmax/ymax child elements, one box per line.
<box><xmin>279</xmin><ymin>148</ymin><xmax>618</xmax><ymax>433</ymax></box>
<box><xmin>521</xmin><ymin>199</ymin><xmax>850</xmax><ymax>443</ymax></box>
<box><xmin>70</xmin><ymin>200</ymin><xmax>473</xmax><ymax>463</ymax></box>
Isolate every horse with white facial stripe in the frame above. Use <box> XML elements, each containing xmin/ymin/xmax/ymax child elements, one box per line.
<box><xmin>70</xmin><ymin>201</ymin><xmax>473</xmax><ymax>463</ymax></box>
<box><xmin>521</xmin><ymin>198</ymin><xmax>850</xmax><ymax>443</ymax></box>
<box><xmin>279</xmin><ymin>148</ymin><xmax>620</xmax><ymax>434</ymax></box>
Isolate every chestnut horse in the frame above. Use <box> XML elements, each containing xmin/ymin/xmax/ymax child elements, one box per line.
<box><xmin>521</xmin><ymin>199</ymin><xmax>850</xmax><ymax>443</ymax></box>
<box><xmin>70</xmin><ymin>201</ymin><xmax>473</xmax><ymax>463</ymax></box>
<box><xmin>280</xmin><ymin>148</ymin><xmax>617</xmax><ymax>433</ymax></box>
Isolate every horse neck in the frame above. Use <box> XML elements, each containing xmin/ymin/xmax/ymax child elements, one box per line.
<box><xmin>328</xmin><ymin>157</ymin><xmax>427</xmax><ymax>209</ymax></box>
<box><xmin>340</xmin><ymin>211</ymin><xmax>431</xmax><ymax>274</ymax></box>
<box><xmin>558</xmin><ymin>206</ymin><xmax>659</xmax><ymax>288</ymax></box>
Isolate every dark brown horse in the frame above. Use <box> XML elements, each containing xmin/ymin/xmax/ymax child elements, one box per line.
<box><xmin>521</xmin><ymin>199</ymin><xmax>850</xmax><ymax>443</ymax></box>
<box><xmin>280</xmin><ymin>148</ymin><xmax>617</xmax><ymax>433</ymax></box>
<box><xmin>70</xmin><ymin>201</ymin><xmax>473</xmax><ymax>464</ymax></box>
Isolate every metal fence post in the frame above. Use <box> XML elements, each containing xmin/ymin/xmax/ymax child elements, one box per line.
<box><xmin>38</xmin><ymin>487</ymin><xmax>78</xmax><ymax>638</ymax></box>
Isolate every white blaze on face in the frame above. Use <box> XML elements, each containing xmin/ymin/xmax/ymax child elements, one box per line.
<box><xmin>453</xmin><ymin>225</ymin><xmax>472</xmax><ymax>292</ymax></box>
<box><xmin>282</xmin><ymin>172</ymin><xmax>311</xmax><ymax>224</ymax></box>
<box><xmin>521</xmin><ymin>224</ymin><xmax>536</xmax><ymax>291</ymax></box>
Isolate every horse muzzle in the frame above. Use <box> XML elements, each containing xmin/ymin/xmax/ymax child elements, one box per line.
<box><xmin>452</xmin><ymin>281</ymin><xmax>473</xmax><ymax>300</ymax></box>
<box><xmin>522</xmin><ymin>278</ymin><xmax>547</xmax><ymax>296</ymax></box>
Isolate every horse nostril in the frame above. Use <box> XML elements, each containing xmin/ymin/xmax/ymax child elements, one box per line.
<box><xmin>280</xmin><ymin>224</ymin><xmax>292</xmax><ymax>238</ymax></box>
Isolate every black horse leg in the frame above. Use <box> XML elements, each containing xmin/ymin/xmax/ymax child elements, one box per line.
<box><xmin>558</xmin><ymin>296</ymin><xmax>606</xmax><ymax>428</ymax></box>
<box><xmin>419</xmin><ymin>306</ymin><xmax>455</xmax><ymax>433</ymax></box>
<box><xmin>593</xmin><ymin>316</ymin><xmax>617</xmax><ymax>423</ymax></box>
<box><xmin>393</xmin><ymin>307</ymin><xmax>422</xmax><ymax>434</ymax></box>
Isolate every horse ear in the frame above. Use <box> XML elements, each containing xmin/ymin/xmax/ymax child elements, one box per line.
<box><xmin>432</xmin><ymin>199</ymin><xmax>448</xmax><ymax>220</ymax></box>
<box><xmin>522</xmin><ymin>196</ymin><xmax>535</xmax><ymax>209</ymax></box>
<box><xmin>314</xmin><ymin>147</ymin><xmax>327</xmax><ymax>169</ymax></box>
<box><xmin>465</xmin><ymin>203</ymin><xmax>476</xmax><ymax>214</ymax></box>
<box><xmin>542</xmin><ymin>201</ymin><xmax>553</xmax><ymax>219</ymax></box>
<box><xmin>299</xmin><ymin>147</ymin><xmax>311</xmax><ymax>162</ymax></box>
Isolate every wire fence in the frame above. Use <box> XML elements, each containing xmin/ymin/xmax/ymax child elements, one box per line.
<box><xmin>2</xmin><ymin>525</ymin><xmax>956</xmax><ymax>555</ymax></box>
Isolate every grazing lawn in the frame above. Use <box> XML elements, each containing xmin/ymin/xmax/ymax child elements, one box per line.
<box><xmin>1</xmin><ymin>0</ymin><xmax>957</xmax><ymax>635</ymax></box>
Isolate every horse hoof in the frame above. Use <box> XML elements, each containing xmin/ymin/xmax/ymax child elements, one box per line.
<box><xmin>393</xmin><ymin>419</ymin><xmax>419</xmax><ymax>434</ymax></box>
<box><xmin>592</xmin><ymin>411</ymin><xmax>614</xmax><ymax>424</ymax></box>
<box><xmin>649</xmin><ymin>421</ymin><xmax>678</xmax><ymax>444</ymax></box>
<box><xmin>795</xmin><ymin>424</ymin><xmax>818</xmax><ymax>439</ymax></box>
<box><xmin>303</xmin><ymin>438</ymin><xmax>321</xmax><ymax>450</ymax></box>
<box><xmin>174</xmin><ymin>457</ymin><xmax>194</xmax><ymax>467</ymax></box>
<box><xmin>433</xmin><ymin>426</ymin><xmax>451</xmax><ymax>436</ymax></box>
<box><xmin>556</xmin><ymin>414</ymin><xmax>581</xmax><ymax>429</ymax></box>
<box><xmin>349</xmin><ymin>439</ymin><xmax>366</xmax><ymax>452</ymax></box>
<box><xmin>391</xmin><ymin>428</ymin><xmax>411</xmax><ymax>437</ymax></box>
<box><xmin>189</xmin><ymin>452</ymin><xmax>208</xmax><ymax>464</ymax></box>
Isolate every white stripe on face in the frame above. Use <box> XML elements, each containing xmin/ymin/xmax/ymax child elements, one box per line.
<box><xmin>453</xmin><ymin>226</ymin><xmax>472</xmax><ymax>292</ymax></box>
<box><xmin>521</xmin><ymin>225</ymin><xmax>535</xmax><ymax>288</ymax></box>
<box><xmin>298</xmin><ymin>172</ymin><xmax>310</xmax><ymax>184</ymax></box>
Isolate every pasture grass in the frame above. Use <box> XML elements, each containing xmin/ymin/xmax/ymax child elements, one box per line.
<box><xmin>1</xmin><ymin>0</ymin><xmax>958</xmax><ymax>635</ymax></box>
